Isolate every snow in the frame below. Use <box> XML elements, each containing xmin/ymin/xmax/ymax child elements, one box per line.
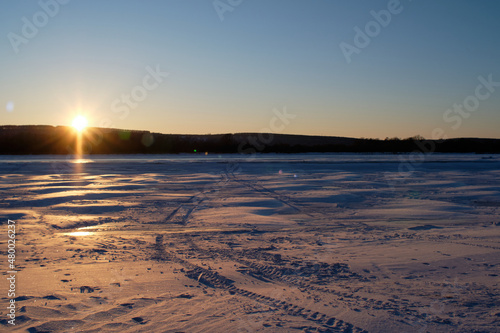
<box><xmin>0</xmin><ymin>153</ymin><xmax>499</xmax><ymax>332</ymax></box>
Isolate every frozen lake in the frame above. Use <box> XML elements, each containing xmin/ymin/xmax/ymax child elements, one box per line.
<box><xmin>1</xmin><ymin>152</ymin><xmax>499</xmax><ymax>175</ymax></box>
<box><xmin>0</xmin><ymin>153</ymin><xmax>499</xmax><ymax>332</ymax></box>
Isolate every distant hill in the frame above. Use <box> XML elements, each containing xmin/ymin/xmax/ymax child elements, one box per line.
<box><xmin>0</xmin><ymin>125</ymin><xmax>499</xmax><ymax>154</ymax></box>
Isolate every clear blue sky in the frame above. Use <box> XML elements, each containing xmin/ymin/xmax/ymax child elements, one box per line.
<box><xmin>1</xmin><ymin>0</ymin><xmax>499</xmax><ymax>138</ymax></box>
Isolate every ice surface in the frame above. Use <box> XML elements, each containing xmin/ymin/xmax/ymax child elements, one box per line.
<box><xmin>0</xmin><ymin>153</ymin><xmax>499</xmax><ymax>332</ymax></box>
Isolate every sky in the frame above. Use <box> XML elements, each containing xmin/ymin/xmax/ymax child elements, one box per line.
<box><xmin>1</xmin><ymin>0</ymin><xmax>499</xmax><ymax>139</ymax></box>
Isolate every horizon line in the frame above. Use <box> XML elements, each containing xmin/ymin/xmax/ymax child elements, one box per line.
<box><xmin>2</xmin><ymin>124</ymin><xmax>500</xmax><ymax>141</ymax></box>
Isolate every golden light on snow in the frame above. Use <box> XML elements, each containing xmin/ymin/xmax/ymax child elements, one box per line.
<box><xmin>66</xmin><ymin>231</ymin><xmax>93</xmax><ymax>237</ymax></box>
<box><xmin>71</xmin><ymin>115</ymin><xmax>88</xmax><ymax>170</ymax></box>
<box><xmin>72</xmin><ymin>115</ymin><xmax>88</xmax><ymax>132</ymax></box>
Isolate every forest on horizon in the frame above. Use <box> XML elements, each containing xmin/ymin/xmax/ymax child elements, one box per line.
<box><xmin>0</xmin><ymin>125</ymin><xmax>499</xmax><ymax>155</ymax></box>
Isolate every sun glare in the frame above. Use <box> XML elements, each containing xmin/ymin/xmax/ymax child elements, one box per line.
<box><xmin>72</xmin><ymin>115</ymin><xmax>88</xmax><ymax>132</ymax></box>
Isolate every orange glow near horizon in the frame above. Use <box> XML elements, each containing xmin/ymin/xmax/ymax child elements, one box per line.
<box><xmin>71</xmin><ymin>116</ymin><xmax>87</xmax><ymax>172</ymax></box>
<box><xmin>74</xmin><ymin>131</ymin><xmax>84</xmax><ymax>173</ymax></box>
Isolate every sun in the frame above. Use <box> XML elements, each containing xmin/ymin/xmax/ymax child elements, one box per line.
<box><xmin>72</xmin><ymin>115</ymin><xmax>88</xmax><ymax>132</ymax></box>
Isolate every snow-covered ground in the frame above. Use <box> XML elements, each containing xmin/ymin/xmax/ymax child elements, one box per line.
<box><xmin>0</xmin><ymin>153</ymin><xmax>499</xmax><ymax>332</ymax></box>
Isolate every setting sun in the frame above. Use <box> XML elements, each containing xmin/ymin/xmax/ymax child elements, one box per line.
<box><xmin>72</xmin><ymin>115</ymin><xmax>88</xmax><ymax>132</ymax></box>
